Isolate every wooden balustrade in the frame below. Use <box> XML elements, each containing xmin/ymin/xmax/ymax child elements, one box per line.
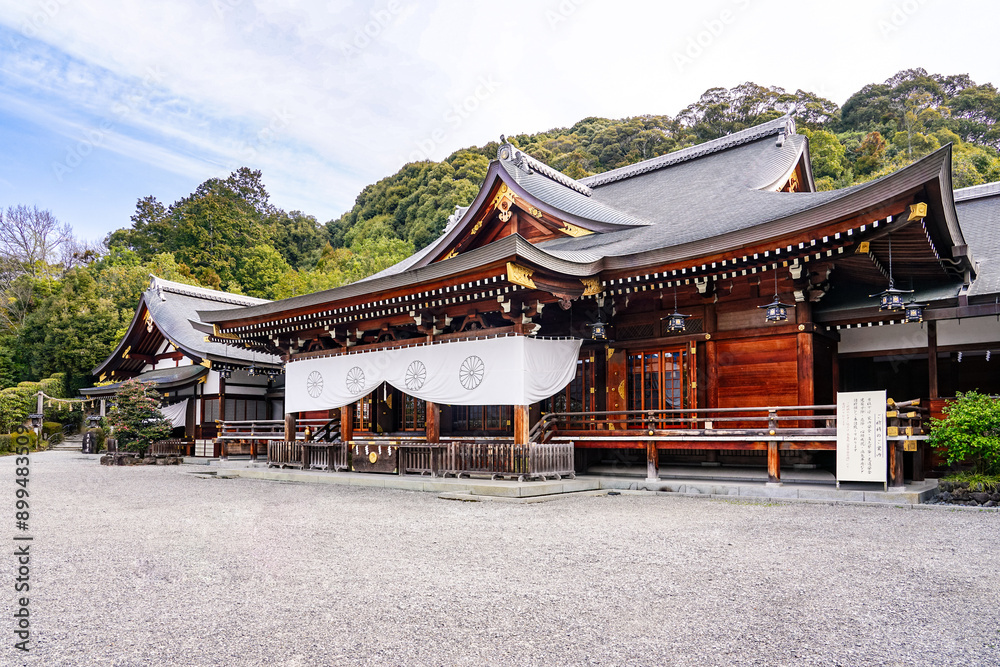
<box><xmin>148</xmin><ymin>440</ymin><xmax>192</xmax><ymax>457</ymax></box>
<box><xmin>266</xmin><ymin>441</ymin><xmax>303</xmax><ymax>468</ymax></box>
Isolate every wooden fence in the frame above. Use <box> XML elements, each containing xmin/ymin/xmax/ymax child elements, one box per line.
<box><xmin>265</xmin><ymin>441</ymin><xmax>349</xmax><ymax>471</ymax></box>
<box><xmin>148</xmin><ymin>440</ymin><xmax>192</xmax><ymax>457</ymax></box>
<box><xmin>398</xmin><ymin>441</ymin><xmax>574</xmax><ymax>481</ymax></box>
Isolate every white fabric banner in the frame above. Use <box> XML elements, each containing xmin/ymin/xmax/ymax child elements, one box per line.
<box><xmin>159</xmin><ymin>399</ymin><xmax>188</xmax><ymax>428</ymax></box>
<box><xmin>286</xmin><ymin>336</ymin><xmax>583</xmax><ymax>412</ymax></box>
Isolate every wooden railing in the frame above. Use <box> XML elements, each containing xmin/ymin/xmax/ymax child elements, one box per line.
<box><xmin>149</xmin><ymin>440</ymin><xmax>192</xmax><ymax>457</ymax></box>
<box><xmin>218</xmin><ymin>418</ymin><xmax>336</xmax><ymax>441</ymax></box>
<box><xmin>531</xmin><ymin>405</ymin><xmax>839</xmax><ymax>444</ymax></box>
<box><xmin>265</xmin><ymin>441</ymin><xmax>349</xmax><ymax>470</ymax></box>
<box><xmin>303</xmin><ymin>442</ymin><xmax>348</xmax><ymax>471</ymax></box>
<box><xmin>266</xmin><ymin>441</ymin><xmax>303</xmax><ymax>468</ymax></box>
<box><xmin>338</xmin><ymin>440</ymin><xmax>574</xmax><ymax>480</ymax></box>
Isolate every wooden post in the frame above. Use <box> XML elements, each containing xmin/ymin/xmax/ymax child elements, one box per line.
<box><xmin>99</xmin><ymin>398</ymin><xmax>106</xmax><ymax>417</ymax></box>
<box><xmin>767</xmin><ymin>441</ymin><xmax>780</xmax><ymax>483</ymax></box>
<box><xmin>425</xmin><ymin>402</ymin><xmax>440</xmax><ymax>443</ymax></box>
<box><xmin>513</xmin><ymin>404</ymin><xmax>529</xmax><ymax>444</ymax></box>
<box><xmin>646</xmin><ymin>441</ymin><xmax>658</xmax><ymax>481</ymax></box>
<box><xmin>927</xmin><ymin>320</ymin><xmax>939</xmax><ymax>399</ymax></box>
<box><xmin>284</xmin><ymin>412</ymin><xmax>296</xmax><ymax>442</ymax></box>
<box><xmin>890</xmin><ymin>441</ymin><xmax>904</xmax><ymax>487</ymax></box>
<box><xmin>340</xmin><ymin>404</ymin><xmax>354</xmax><ymax>443</ymax></box>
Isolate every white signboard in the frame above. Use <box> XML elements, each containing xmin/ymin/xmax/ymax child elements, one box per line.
<box><xmin>836</xmin><ymin>390</ymin><xmax>887</xmax><ymax>483</ymax></box>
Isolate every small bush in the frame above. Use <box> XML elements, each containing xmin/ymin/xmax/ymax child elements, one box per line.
<box><xmin>0</xmin><ymin>431</ymin><xmax>39</xmax><ymax>452</ymax></box>
<box><xmin>43</xmin><ymin>421</ymin><xmax>62</xmax><ymax>437</ymax></box>
<box><xmin>929</xmin><ymin>391</ymin><xmax>1000</xmax><ymax>475</ymax></box>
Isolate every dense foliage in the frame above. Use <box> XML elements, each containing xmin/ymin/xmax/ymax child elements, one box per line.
<box><xmin>929</xmin><ymin>392</ymin><xmax>1000</xmax><ymax>475</ymax></box>
<box><xmin>0</xmin><ymin>68</ymin><xmax>998</xmax><ymax>403</ymax></box>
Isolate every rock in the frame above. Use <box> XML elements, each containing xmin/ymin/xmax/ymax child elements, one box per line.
<box><xmin>938</xmin><ymin>491</ymin><xmax>953</xmax><ymax>502</ymax></box>
<box><xmin>971</xmin><ymin>492</ymin><xmax>991</xmax><ymax>504</ymax></box>
<box><xmin>991</xmin><ymin>493</ymin><xmax>1000</xmax><ymax>502</ymax></box>
<box><xmin>984</xmin><ymin>501</ymin><xmax>996</xmax><ymax>507</ymax></box>
<box><xmin>155</xmin><ymin>458</ymin><xmax>166</xmax><ymax>466</ymax></box>
<box><xmin>939</xmin><ymin>481</ymin><xmax>953</xmax><ymax>492</ymax></box>
<box><xmin>143</xmin><ymin>457</ymin><xmax>155</xmax><ymax>465</ymax></box>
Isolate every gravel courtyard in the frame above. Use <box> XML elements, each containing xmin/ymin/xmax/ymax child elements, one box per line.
<box><xmin>2</xmin><ymin>451</ymin><xmax>999</xmax><ymax>666</ymax></box>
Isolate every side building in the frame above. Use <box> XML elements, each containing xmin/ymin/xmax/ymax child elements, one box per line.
<box><xmin>81</xmin><ymin>276</ymin><xmax>284</xmax><ymax>456</ymax></box>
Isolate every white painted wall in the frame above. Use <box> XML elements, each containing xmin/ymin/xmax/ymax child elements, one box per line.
<box><xmin>938</xmin><ymin>315</ymin><xmax>1000</xmax><ymax>346</ymax></box>
<box><xmin>837</xmin><ymin>322</ymin><xmax>927</xmax><ymax>354</ymax></box>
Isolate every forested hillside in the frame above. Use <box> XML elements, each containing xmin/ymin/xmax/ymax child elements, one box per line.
<box><xmin>3</xmin><ymin>68</ymin><xmax>999</xmax><ymax>394</ymax></box>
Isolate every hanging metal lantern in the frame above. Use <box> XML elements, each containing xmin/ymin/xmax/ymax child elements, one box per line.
<box><xmin>759</xmin><ymin>268</ymin><xmax>795</xmax><ymax>323</ymax></box>
<box><xmin>870</xmin><ymin>233</ymin><xmax>912</xmax><ymax>311</ymax></box>
<box><xmin>587</xmin><ymin>321</ymin><xmax>607</xmax><ymax>341</ymax></box>
<box><xmin>663</xmin><ymin>310</ymin><xmax>690</xmax><ymax>332</ymax></box>
<box><xmin>904</xmin><ymin>301</ymin><xmax>927</xmax><ymax>323</ymax></box>
<box><xmin>662</xmin><ymin>284</ymin><xmax>690</xmax><ymax>332</ymax></box>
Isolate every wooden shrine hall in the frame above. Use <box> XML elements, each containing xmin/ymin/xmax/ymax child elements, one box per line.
<box><xmin>81</xmin><ymin>277</ymin><xmax>285</xmax><ymax>456</ymax></box>
<box><xmin>198</xmin><ymin>114</ymin><xmax>1000</xmax><ymax>482</ymax></box>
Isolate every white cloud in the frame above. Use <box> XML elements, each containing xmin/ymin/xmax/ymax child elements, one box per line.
<box><xmin>0</xmin><ymin>0</ymin><xmax>997</xmax><ymax>234</ymax></box>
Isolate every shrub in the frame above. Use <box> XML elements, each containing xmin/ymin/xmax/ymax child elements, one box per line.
<box><xmin>0</xmin><ymin>431</ymin><xmax>38</xmax><ymax>452</ymax></box>
<box><xmin>106</xmin><ymin>379</ymin><xmax>172</xmax><ymax>454</ymax></box>
<box><xmin>929</xmin><ymin>391</ymin><xmax>1000</xmax><ymax>475</ymax></box>
<box><xmin>43</xmin><ymin>421</ymin><xmax>62</xmax><ymax>437</ymax></box>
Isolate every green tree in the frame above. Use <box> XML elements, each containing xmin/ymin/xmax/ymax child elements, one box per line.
<box><xmin>106</xmin><ymin>378</ymin><xmax>172</xmax><ymax>454</ymax></box>
<box><xmin>16</xmin><ymin>268</ymin><xmax>121</xmax><ymax>392</ymax></box>
<box><xmin>929</xmin><ymin>392</ymin><xmax>1000</xmax><ymax>475</ymax></box>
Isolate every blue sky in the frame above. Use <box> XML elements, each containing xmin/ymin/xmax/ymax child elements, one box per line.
<box><xmin>0</xmin><ymin>0</ymin><xmax>997</xmax><ymax>243</ymax></box>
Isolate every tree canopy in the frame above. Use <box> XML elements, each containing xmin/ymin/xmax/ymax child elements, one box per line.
<box><xmin>2</xmin><ymin>68</ymin><xmax>999</xmax><ymax>399</ymax></box>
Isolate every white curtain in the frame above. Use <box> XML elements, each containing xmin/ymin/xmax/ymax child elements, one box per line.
<box><xmin>286</xmin><ymin>335</ymin><xmax>583</xmax><ymax>412</ymax></box>
<box><xmin>159</xmin><ymin>399</ymin><xmax>188</xmax><ymax>428</ymax></box>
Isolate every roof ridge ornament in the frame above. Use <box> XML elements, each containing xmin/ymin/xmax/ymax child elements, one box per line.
<box><xmin>497</xmin><ymin>135</ymin><xmax>593</xmax><ymax>197</ymax></box>
<box><xmin>581</xmin><ymin>112</ymin><xmax>797</xmax><ymax>188</ymax></box>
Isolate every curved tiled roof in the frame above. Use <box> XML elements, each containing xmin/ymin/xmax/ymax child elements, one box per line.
<box><xmin>91</xmin><ymin>276</ymin><xmax>281</xmax><ymax>375</ymax></box>
<box><xmin>954</xmin><ymin>182</ymin><xmax>1000</xmax><ymax>298</ymax></box>
<box><xmin>579</xmin><ymin>114</ymin><xmax>796</xmax><ymax>187</ymax></box>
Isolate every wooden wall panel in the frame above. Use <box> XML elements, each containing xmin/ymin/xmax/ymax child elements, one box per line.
<box><xmin>715</xmin><ymin>336</ymin><xmax>798</xmax><ymax>407</ymax></box>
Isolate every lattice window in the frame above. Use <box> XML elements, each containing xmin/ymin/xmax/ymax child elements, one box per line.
<box><xmin>616</xmin><ymin>323</ymin><xmax>656</xmax><ymax>340</ymax></box>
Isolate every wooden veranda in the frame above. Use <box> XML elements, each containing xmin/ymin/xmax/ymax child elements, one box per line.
<box><xmin>213</xmin><ymin>398</ymin><xmax>928</xmax><ymax>487</ymax></box>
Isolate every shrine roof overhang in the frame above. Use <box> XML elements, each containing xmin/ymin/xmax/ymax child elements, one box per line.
<box><xmin>198</xmin><ymin>233</ymin><xmax>605</xmax><ymax>331</ymax></box>
<box><xmin>200</xmin><ymin>147</ymin><xmax>975</xmax><ymax>337</ymax></box>
<box><xmin>544</xmin><ymin>145</ymin><xmax>973</xmax><ymax>277</ymax></box>
<box><xmin>80</xmin><ymin>364</ymin><xmax>209</xmax><ymax>397</ymax></box>
<box><xmin>91</xmin><ymin>276</ymin><xmax>282</xmax><ymax>377</ymax></box>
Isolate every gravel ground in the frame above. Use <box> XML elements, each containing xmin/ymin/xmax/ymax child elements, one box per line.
<box><xmin>2</xmin><ymin>451</ymin><xmax>999</xmax><ymax>667</ymax></box>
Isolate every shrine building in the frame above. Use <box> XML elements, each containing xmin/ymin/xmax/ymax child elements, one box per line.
<box><xmin>184</xmin><ymin>114</ymin><xmax>998</xmax><ymax>481</ymax></box>
<box><xmin>81</xmin><ymin>277</ymin><xmax>284</xmax><ymax>456</ymax></box>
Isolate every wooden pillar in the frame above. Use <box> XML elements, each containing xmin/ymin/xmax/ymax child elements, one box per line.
<box><xmin>646</xmin><ymin>441</ymin><xmax>658</xmax><ymax>481</ymax></box>
<box><xmin>513</xmin><ymin>404</ymin><xmax>530</xmax><ymax>444</ymax></box>
<box><xmin>425</xmin><ymin>402</ymin><xmax>440</xmax><ymax>443</ymax></box>
<box><xmin>767</xmin><ymin>441</ymin><xmax>780</xmax><ymax>483</ymax></box>
<box><xmin>889</xmin><ymin>441</ymin><xmax>904</xmax><ymax>487</ymax></box>
<box><xmin>705</xmin><ymin>339</ymin><xmax>718</xmax><ymax>409</ymax></box>
<box><xmin>912</xmin><ymin>443</ymin><xmax>925</xmax><ymax>482</ymax></box>
<box><xmin>284</xmin><ymin>412</ymin><xmax>296</xmax><ymax>442</ymax></box>
<box><xmin>99</xmin><ymin>398</ymin><xmax>106</xmax><ymax>417</ymax></box>
<box><xmin>927</xmin><ymin>320</ymin><xmax>939</xmax><ymax>399</ymax></box>
<box><xmin>340</xmin><ymin>404</ymin><xmax>354</xmax><ymax>443</ymax></box>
